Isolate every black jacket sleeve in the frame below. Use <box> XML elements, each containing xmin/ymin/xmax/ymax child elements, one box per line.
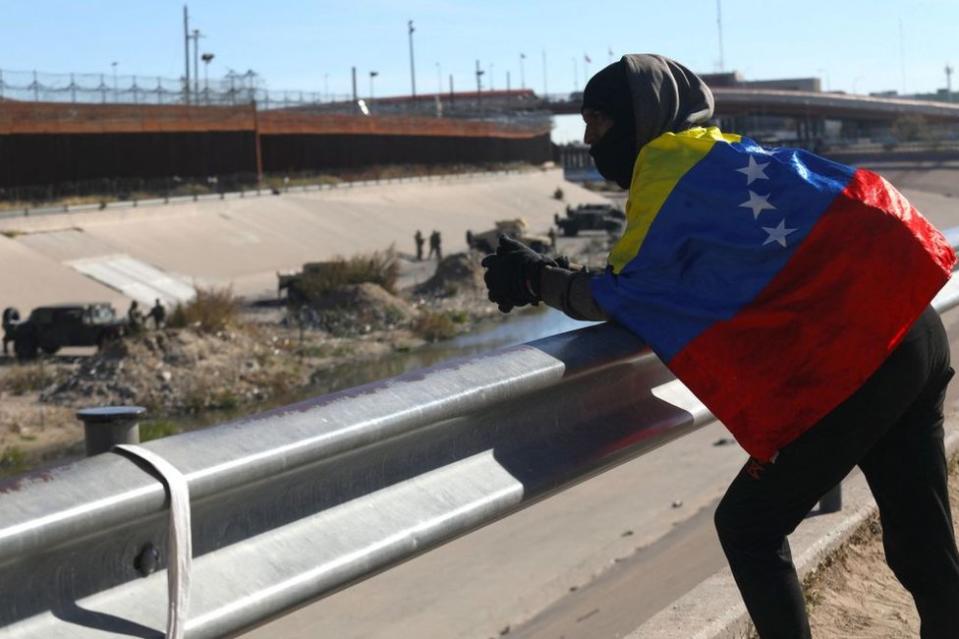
<box><xmin>539</xmin><ymin>265</ymin><xmax>609</xmax><ymax>322</ymax></box>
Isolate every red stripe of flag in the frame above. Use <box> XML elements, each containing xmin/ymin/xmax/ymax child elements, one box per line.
<box><xmin>668</xmin><ymin>169</ymin><xmax>955</xmax><ymax>461</ymax></box>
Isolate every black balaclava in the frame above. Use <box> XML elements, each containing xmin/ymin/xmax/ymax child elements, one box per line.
<box><xmin>583</xmin><ymin>54</ymin><xmax>715</xmax><ymax>189</ymax></box>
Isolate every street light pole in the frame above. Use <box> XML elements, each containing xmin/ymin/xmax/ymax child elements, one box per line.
<box><xmin>192</xmin><ymin>29</ymin><xmax>202</xmax><ymax>99</ymax></box>
<box><xmin>111</xmin><ymin>61</ymin><xmax>118</xmax><ymax>102</ymax></box>
<box><xmin>369</xmin><ymin>70</ymin><xmax>378</xmax><ymax>105</ymax></box>
<box><xmin>408</xmin><ymin>20</ymin><xmax>416</xmax><ymax>97</ymax></box>
<box><xmin>519</xmin><ymin>53</ymin><xmax>526</xmax><ymax>89</ymax></box>
<box><xmin>201</xmin><ymin>52</ymin><xmax>214</xmax><ymax>104</ymax></box>
<box><xmin>183</xmin><ymin>5</ymin><xmax>190</xmax><ymax>104</ymax></box>
<box><xmin>475</xmin><ymin>59</ymin><xmax>484</xmax><ymax>112</ymax></box>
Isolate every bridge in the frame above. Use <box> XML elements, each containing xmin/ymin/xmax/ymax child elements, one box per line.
<box><xmin>543</xmin><ymin>88</ymin><xmax>959</xmax><ymax>123</ymax></box>
<box><xmin>3</xmin><ymin>225</ymin><xmax>959</xmax><ymax>638</ymax></box>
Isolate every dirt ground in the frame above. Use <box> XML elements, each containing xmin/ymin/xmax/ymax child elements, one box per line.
<box><xmin>795</xmin><ymin>457</ymin><xmax>959</xmax><ymax>637</ymax></box>
<box><xmin>0</xmin><ymin>254</ymin><xmax>489</xmax><ymax>474</ymax></box>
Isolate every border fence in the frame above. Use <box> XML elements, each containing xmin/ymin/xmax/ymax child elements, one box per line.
<box><xmin>0</xmin><ymin>68</ymin><xmax>352</xmax><ymax>109</ymax></box>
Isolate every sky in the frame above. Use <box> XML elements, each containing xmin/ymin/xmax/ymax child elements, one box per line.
<box><xmin>2</xmin><ymin>0</ymin><xmax>957</xmax><ymax>142</ymax></box>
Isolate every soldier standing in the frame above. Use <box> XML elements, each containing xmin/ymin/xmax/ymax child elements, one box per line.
<box><xmin>2</xmin><ymin>308</ymin><xmax>19</xmax><ymax>356</ymax></box>
<box><xmin>429</xmin><ymin>230</ymin><xmax>442</xmax><ymax>261</ymax></box>
<box><xmin>414</xmin><ymin>230</ymin><xmax>425</xmax><ymax>261</ymax></box>
<box><xmin>149</xmin><ymin>299</ymin><xmax>166</xmax><ymax>329</ymax></box>
<box><xmin>127</xmin><ymin>300</ymin><xmax>144</xmax><ymax>334</ymax></box>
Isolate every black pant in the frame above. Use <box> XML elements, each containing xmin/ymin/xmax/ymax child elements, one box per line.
<box><xmin>714</xmin><ymin>306</ymin><xmax>959</xmax><ymax>639</ymax></box>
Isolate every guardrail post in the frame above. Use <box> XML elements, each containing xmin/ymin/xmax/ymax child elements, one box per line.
<box><xmin>77</xmin><ymin>406</ymin><xmax>145</xmax><ymax>456</ymax></box>
<box><xmin>818</xmin><ymin>483</ymin><xmax>842</xmax><ymax>514</ymax></box>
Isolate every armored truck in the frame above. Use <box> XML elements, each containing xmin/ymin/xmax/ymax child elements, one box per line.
<box><xmin>4</xmin><ymin>303</ymin><xmax>125</xmax><ymax>360</ymax></box>
<box><xmin>466</xmin><ymin>219</ymin><xmax>552</xmax><ymax>255</ymax></box>
<box><xmin>554</xmin><ymin>203</ymin><xmax>626</xmax><ymax>237</ymax></box>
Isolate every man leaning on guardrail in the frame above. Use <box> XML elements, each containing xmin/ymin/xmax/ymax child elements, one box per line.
<box><xmin>482</xmin><ymin>54</ymin><xmax>959</xmax><ymax>639</ymax></box>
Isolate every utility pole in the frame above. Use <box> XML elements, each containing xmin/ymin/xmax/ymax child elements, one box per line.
<box><xmin>191</xmin><ymin>29</ymin><xmax>203</xmax><ymax>99</ymax></box>
<box><xmin>947</xmin><ymin>64</ymin><xmax>954</xmax><ymax>101</ymax></box>
<box><xmin>519</xmin><ymin>53</ymin><xmax>526</xmax><ymax>89</ymax></box>
<box><xmin>408</xmin><ymin>20</ymin><xmax>416</xmax><ymax>97</ymax></box>
<box><xmin>111</xmin><ymin>61</ymin><xmax>118</xmax><ymax>102</ymax></box>
<box><xmin>716</xmin><ymin>0</ymin><xmax>725</xmax><ymax>72</ymax></box>
<box><xmin>183</xmin><ymin>5</ymin><xmax>190</xmax><ymax>104</ymax></box>
<box><xmin>475</xmin><ymin>60</ymin><xmax>484</xmax><ymax>112</ymax></box>
<box><xmin>351</xmin><ymin>66</ymin><xmax>358</xmax><ymax>105</ymax></box>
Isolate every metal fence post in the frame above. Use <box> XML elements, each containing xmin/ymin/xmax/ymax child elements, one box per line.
<box><xmin>77</xmin><ymin>406</ymin><xmax>145</xmax><ymax>456</ymax></box>
<box><xmin>818</xmin><ymin>484</ymin><xmax>843</xmax><ymax>514</ymax></box>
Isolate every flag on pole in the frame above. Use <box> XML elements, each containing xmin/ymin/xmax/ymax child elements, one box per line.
<box><xmin>590</xmin><ymin>127</ymin><xmax>955</xmax><ymax>461</ymax></box>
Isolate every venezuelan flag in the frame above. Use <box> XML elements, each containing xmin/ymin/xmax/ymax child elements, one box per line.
<box><xmin>591</xmin><ymin>127</ymin><xmax>956</xmax><ymax>461</ymax></box>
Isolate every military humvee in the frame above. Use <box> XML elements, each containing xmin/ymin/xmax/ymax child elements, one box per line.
<box><xmin>466</xmin><ymin>219</ymin><xmax>552</xmax><ymax>255</ymax></box>
<box><xmin>554</xmin><ymin>203</ymin><xmax>626</xmax><ymax>237</ymax></box>
<box><xmin>4</xmin><ymin>303</ymin><xmax>125</xmax><ymax>360</ymax></box>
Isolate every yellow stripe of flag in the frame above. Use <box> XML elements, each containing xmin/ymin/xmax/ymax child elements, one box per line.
<box><xmin>608</xmin><ymin>127</ymin><xmax>742</xmax><ymax>274</ymax></box>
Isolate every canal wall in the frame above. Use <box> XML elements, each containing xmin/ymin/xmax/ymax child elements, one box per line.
<box><xmin>0</xmin><ymin>168</ymin><xmax>607</xmax><ymax>312</ymax></box>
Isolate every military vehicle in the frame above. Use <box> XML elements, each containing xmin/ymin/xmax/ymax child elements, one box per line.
<box><xmin>4</xmin><ymin>303</ymin><xmax>125</xmax><ymax>360</ymax></box>
<box><xmin>466</xmin><ymin>219</ymin><xmax>552</xmax><ymax>254</ymax></box>
<box><xmin>554</xmin><ymin>203</ymin><xmax>626</xmax><ymax>237</ymax></box>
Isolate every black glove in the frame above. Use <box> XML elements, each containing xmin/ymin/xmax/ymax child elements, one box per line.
<box><xmin>481</xmin><ymin>235</ymin><xmax>557</xmax><ymax>313</ymax></box>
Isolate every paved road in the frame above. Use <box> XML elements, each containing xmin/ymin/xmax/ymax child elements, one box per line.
<box><xmin>240</xmin><ymin>180</ymin><xmax>959</xmax><ymax>639</ymax></box>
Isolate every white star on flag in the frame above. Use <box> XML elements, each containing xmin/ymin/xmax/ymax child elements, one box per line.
<box><xmin>739</xmin><ymin>190</ymin><xmax>776</xmax><ymax>220</ymax></box>
<box><xmin>737</xmin><ymin>156</ymin><xmax>770</xmax><ymax>185</ymax></box>
<box><xmin>762</xmin><ymin>219</ymin><xmax>798</xmax><ymax>247</ymax></box>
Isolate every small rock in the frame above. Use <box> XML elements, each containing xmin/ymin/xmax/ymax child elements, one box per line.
<box><xmin>621</xmin><ymin>529</ymin><xmax>634</xmax><ymax>537</ymax></box>
<box><xmin>159</xmin><ymin>370</ymin><xmax>173</xmax><ymax>383</ymax></box>
<box><xmin>499</xmin><ymin>626</ymin><xmax>510</xmax><ymax>636</ymax></box>
<box><xmin>713</xmin><ymin>437</ymin><xmax>734</xmax><ymax>447</ymax></box>
<box><xmin>671</xmin><ymin>500</ymin><xmax>684</xmax><ymax>508</ymax></box>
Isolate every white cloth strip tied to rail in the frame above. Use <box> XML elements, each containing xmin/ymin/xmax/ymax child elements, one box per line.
<box><xmin>115</xmin><ymin>444</ymin><xmax>192</xmax><ymax>639</ymax></box>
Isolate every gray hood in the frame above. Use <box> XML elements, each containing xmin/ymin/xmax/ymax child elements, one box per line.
<box><xmin>621</xmin><ymin>54</ymin><xmax>715</xmax><ymax>149</ymax></box>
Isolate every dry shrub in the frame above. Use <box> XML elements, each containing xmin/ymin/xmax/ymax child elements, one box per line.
<box><xmin>412</xmin><ymin>311</ymin><xmax>458</xmax><ymax>342</ymax></box>
<box><xmin>1</xmin><ymin>364</ymin><xmax>60</xmax><ymax>395</ymax></box>
<box><xmin>168</xmin><ymin>286</ymin><xmax>241</xmax><ymax>333</ymax></box>
<box><xmin>297</xmin><ymin>248</ymin><xmax>399</xmax><ymax>298</ymax></box>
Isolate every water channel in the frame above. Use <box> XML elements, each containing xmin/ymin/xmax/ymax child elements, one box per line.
<box><xmin>156</xmin><ymin>308</ymin><xmax>595</xmax><ymax>435</ymax></box>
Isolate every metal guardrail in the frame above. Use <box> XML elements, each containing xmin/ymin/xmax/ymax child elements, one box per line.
<box><xmin>3</xmin><ymin>228</ymin><xmax>959</xmax><ymax>638</ymax></box>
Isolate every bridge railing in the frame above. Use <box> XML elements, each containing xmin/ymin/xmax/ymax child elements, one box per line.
<box><xmin>3</xmin><ymin>228</ymin><xmax>959</xmax><ymax>638</ymax></box>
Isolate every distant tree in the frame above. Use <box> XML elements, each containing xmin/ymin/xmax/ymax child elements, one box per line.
<box><xmin>891</xmin><ymin>115</ymin><xmax>932</xmax><ymax>143</ymax></box>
